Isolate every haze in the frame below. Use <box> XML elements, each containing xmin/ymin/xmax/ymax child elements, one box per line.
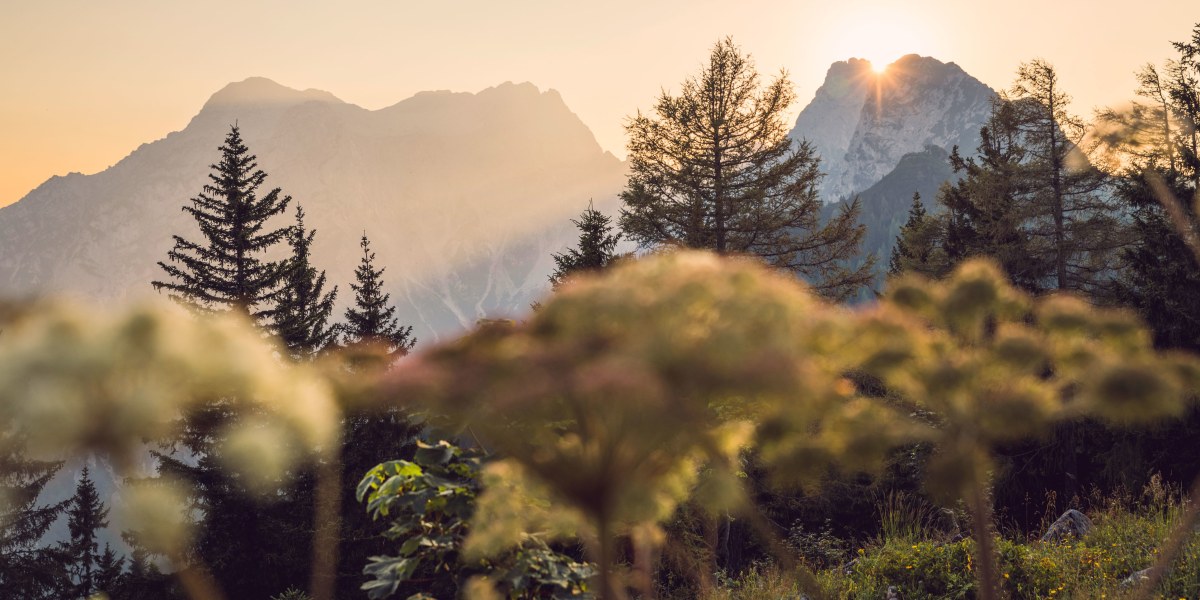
<box><xmin>0</xmin><ymin>0</ymin><xmax>1192</xmax><ymax>207</ymax></box>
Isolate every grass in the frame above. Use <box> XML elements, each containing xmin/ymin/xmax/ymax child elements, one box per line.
<box><xmin>705</xmin><ymin>484</ymin><xmax>1200</xmax><ymax>599</ymax></box>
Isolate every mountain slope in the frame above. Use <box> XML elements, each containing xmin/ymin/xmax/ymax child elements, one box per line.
<box><xmin>820</xmin><ymin>145</ymin><xmax>956</xmax><ymax>297</ymax></box>
<box><xmin>0</xmin><ymin>78</ymin><xmax>625</xmax><ymax>342</ymax></box>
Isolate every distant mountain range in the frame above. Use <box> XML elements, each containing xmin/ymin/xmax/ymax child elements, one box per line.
<box><xmin>0</xmin><ymin>77</ymin><xmax>626</xmax><ymax>343</ymax></box>
<box><xmin>2</xmin><ymin>55</ymin><xmax>998</xmax><ymax>336</ymax></box>
<box><xmin>791</xmin><ymin>55</ymin><xmax>997</xmax><ymax>290</ymax></box>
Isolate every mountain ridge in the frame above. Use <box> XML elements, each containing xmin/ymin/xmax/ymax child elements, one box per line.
<box><xmin>0</xmin><ymin>77</ymin><xmax>626</xmax><ymax>343</ymax></box>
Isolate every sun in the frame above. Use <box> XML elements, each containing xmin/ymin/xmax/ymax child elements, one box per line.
<box><xmin>824</xmin><ymin>9</ymin><xmax>931</xmax><ymax>76</ymax></box>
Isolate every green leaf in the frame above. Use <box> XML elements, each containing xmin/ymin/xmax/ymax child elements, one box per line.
<box><xmin>414</xmin><ymin>440</ymin><xmax>455</xmax><ymax>467</ymax></box>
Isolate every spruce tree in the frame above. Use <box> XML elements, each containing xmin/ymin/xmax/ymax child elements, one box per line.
<box><xmin>148</xmin><ymin>125</ymin><xmax>312</xmax><ymax>597</ymax></box>
<box><xmin>0</xmin><ymin>435</ymin><xmax>66</xmax><ymax>599</ymax></box>
<box><xmin>57</xmin><ymin>466</ymin><xmax>109</xmax><ymax>599</ymax></box>
<box><xmin>153</xmin><ymin>124</ymin><xmax>293</xmax><ymax>327</ymax></box>
<box><xmin>333</xmin><ymin>235</ymin><xmax>422</xmax><ymax>597</ymax></box>
<box><xmin>115</xmin><ymin>544</ymin><xmax>176</xmax><ymax>600</ymax></box>
<box><xmin>341</xmin><ymin>234</ymin><xmax>415</xmax><ymax>356</ymax></box>
<box><xmin>93</xmin><ymin>544</ymin><xmax>125</xmax><ymax>596</ymax></box>
<box><xmin>936</xmin><ymin>102</ymin><xmax>1051</xmax><ymax>293</ymax></box>
<box><xmin>274</xmin><ymin>206</ymin><xmax>338</xmax><ymax>360</ymax></box>
<box><xmin>550</xmin><ymin>201</ymin><xmax>622</xmax><ymax>288</ymax></box>
<box><xmin>620</xmin><ymin>38</ymin><xmax>873</xmax><ymax>300</ymax></box>
<box><xmin>888</xmin><ymin>192</ymin><xmax>949</xmax><ymax>277</ymax></box>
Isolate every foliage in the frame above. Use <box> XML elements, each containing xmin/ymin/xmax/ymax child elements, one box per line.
<box><xmin>271</xmin><ymin>587</ymin><xmax>313</xmax><ymax>600</ymax></box>
<box><xmin>817</xmin><ymin>493</ymin><xmax>1200</xmax><ymax>599</ymax></box>
<box><xmin>341</xmin><ymin>234</ymin><xmax>416</xmax><ymax>357</ymax></box>
<box><xmin>0</xmin><ymin>429</ymin><xmax>65</xmax><ymax>599</ymax></box>
<box><xmin>57</xmin><ymin>465</ymin><xmax>114</xmax><ymax>598</ymax></box>
<box><xmin>888</xmin><ymin>192</ymin><xmax>949</xmax><ymax>278</ymax></box>
<box><xmin>153</xmin><ymin>124</ymin><xmax>293</xmax><ymax>326</ymax></box>
<box><xmin>619</xmin><ymin>37</ymin><xmax>872</xmax><ymax>300</ymax></box>
<box><xmin>357</xmin><ymin>440</ymin><xmax>594</xmax><ymax>600</ymax></box>
<box><xmin>550</xmin><ymin>201</ymin><xmax>623</xmax><ymax>289</ymax></box>
<box><xmin>274</xmin><ymin>205</ymin><xmax>339</xmax><ymax>360</ymax></box>
<box><xmin>0</xmin><ymin>299</ymin><xmax>339</xmax><ymax>598</ymax></box>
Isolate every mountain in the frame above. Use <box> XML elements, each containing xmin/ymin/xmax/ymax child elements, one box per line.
<box><xmin>791</xmin><ymin>54</ymin><xmax>995</xmax><ymax>203</ymax></box>
<box><xmin>820</xmin><ymin>145</ymin><xmax>956</xmax><ymax>297</ymax></box>
<box><xmin>0</xmin><ymin>77</ymin><xmax>626</xmax><ymax>343</ymax></box>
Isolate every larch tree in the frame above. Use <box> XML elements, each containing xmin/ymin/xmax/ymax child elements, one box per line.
<box><xmin>1009</xmin><ymin>59</ymin><xmax>1125</xmax><ymax>294</ymax></box>
<box><xmin>619</xmin><ymin>37</ymin><xmax>872</xmax><ymax>301</ymax></box>
<box><xmin>549</xmin><ymin>201</ymin><xmax>623</xmax><ymax>289</ymax></box>
<box><xmin>1115</xmin><ymin>23</ymin><xmax>1200</xmax><ymax>351</ymax></box>
<box><xmin>341</xmin><ymin>234</ymin><xmax>415</xmax><ymax>356</ymax></box>
<box><xmin>274</xmin><ymin>205</ymin><xmax>338</xmax><ymax>360</ymax></box>
<box><xmin>153</xmin><ymin>124</ymin><xmax>293</xmax><ymax>327</ymax></box>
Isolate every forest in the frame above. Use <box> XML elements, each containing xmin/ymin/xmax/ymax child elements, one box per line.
<box><xmin>2</xmin><ymin>22</ymin><xmax>1200</xmax><ymax>600</ymax></box>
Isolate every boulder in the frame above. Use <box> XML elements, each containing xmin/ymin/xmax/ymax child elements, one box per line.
<box><xmin>1120</xmin><ymin>567</ymin><xmax>1153</xmax><ymax>588</ymax></box>
<box><xmin>1040</xmin><ymin>509</ymin><xmax>1094</xmax><ymax>543</ymax></box>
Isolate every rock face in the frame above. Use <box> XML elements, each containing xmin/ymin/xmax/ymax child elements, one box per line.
<box><xmin>1041</xmin><ymin>509</ymin><xmax>1094</xmax><ymax>543</ymax></box>
<box><xmin>0</xmin><ymin>77</ymin><xmax>626</xmax><ymax>343</ymax></box>
<box><xmin>790</xmin><ymin>55</ymin><xmax>995</xmax><ymax>203</ymax></box>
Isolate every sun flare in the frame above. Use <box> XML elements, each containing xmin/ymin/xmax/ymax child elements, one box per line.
<box><xmin>826</xmin><ymin>9</ymin><xmax>930</xmax><ymax>77</ymax></box>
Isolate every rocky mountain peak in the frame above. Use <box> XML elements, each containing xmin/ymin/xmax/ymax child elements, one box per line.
<box><xmin>201</xmin><ymin>77</ymin><xmax>345</xmax><ymax>111</ymax></box>
<box><xmin>791</xmin><ymin>55</ymin><xmax>995</xmax><ymax>202</ymax></box>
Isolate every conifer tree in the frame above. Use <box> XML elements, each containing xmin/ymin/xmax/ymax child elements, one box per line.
<box><xmin>619</xmin><ymin>38</ymin><xmax>873</xmax><ymax>300</ymax></box>
<box><xmin>153</xmin><ymin>124</ymin><xmax>293</xmax><ymax>327</ymax></box>
<box><xmin>937</xmin><ymin>101</ymin><xmax>1051</xmax><ymax>293</ymax></box>
<box><xmin>550</xmin><ymin>201</ymin><xmax>622</xmax><ymax>288</ymax></box>
<box><xmin>888</xmin><ymin>192</ymin><xmax>949</xmax><ymax>277</ymax></box>
<box><xmin>148</xmin><ymin>125</ymin><xmax>311</xmax><ymax>597</ymax></box>
<box><xmin>58</xmin><ymin>466</ymin><xmax>109</xmax><ymax>599</ymax></box>
<box><xmin>1116</xmin><ymin>24</ymin><xmax>1200</xmax><ymax>351</ymax></box>
<box><xmin>115</xmin><ymin>545</ymin><xmax>176</xmax><ymax>600</ymax></box>
<box><xmin>0</xmin><ymin>435</ymin><xmax>66</xmax><ymax>599</ymax></box>
<box><xmin>93</xmin><ymin>544</ymin><xmax>125</xmax><ymax>596</ymax></box>
<box><xmin>274</xmin><ymin>206</ymin><xmax>338</xmax><ymax>360</ymax></box>
<box><xmin>1009</xmin><ymin>59</ymin><xmax>1125</xmax><ymax>294</ymax></box>
<box><xmin>341</xmin><ymin>234</ymin><xmax>415</xmax><ymax>356</ymax></box>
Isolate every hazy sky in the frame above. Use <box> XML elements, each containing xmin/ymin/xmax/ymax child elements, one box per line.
<box><xmin>1</xmin><ymin>0</ymin><xmax>1194</xmax><ymax>206</ymax></box>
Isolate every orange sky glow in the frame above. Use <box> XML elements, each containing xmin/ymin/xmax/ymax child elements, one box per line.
<box><xmin>0</xmin><ymin>0</ymin><xmax>1193</xmax><ymax>206</ymax></box>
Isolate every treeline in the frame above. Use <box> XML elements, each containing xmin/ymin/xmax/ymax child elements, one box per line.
<box><xmin>0</xmin><ymin>24</ymin><xmax>1198</xmax><ymax>600</ymax></box>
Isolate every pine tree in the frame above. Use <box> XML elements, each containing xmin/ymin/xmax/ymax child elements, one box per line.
<box><xmin>550</xmin><ymin>201</ymin><xmax>622</xmax><ymax>288</ymax></box>
<box><xmin>341</xmin><ymin>234</ymin><xmax>415</xmax><ymax>356</ymax></box>
<box><xmin>274</xmin><ymin>206</ymin><xmax>338</xmax><ymax>360</ymax></box>
<box><xmin>888</xmin><ymin>192</ymin><xmax>949</xmax><ymax>277</ymax></box>
<box><xmin>619</xmin><ymin>38</ymin><xmax>873</xmax><ymax>300</ymax></box>
<box><xmin>153</xmin><ymin>124</ymin><xmax>293</xmax><ymax>327</ymax></box>
<box><xmin>58</xmin><ymin>466</ymin><xmax>109</xmax><ymax>599</ymax></box>
<box><xmin>0</xmin><ymin>434</ymin><xmax>66</xmax><ymax>600</ymax></box>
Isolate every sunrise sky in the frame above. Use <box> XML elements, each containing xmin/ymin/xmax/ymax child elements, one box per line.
<box><xmin>0</xmin><ymin>0</ymin><xmax>1193</xmax><ymax>207</ymax></box>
